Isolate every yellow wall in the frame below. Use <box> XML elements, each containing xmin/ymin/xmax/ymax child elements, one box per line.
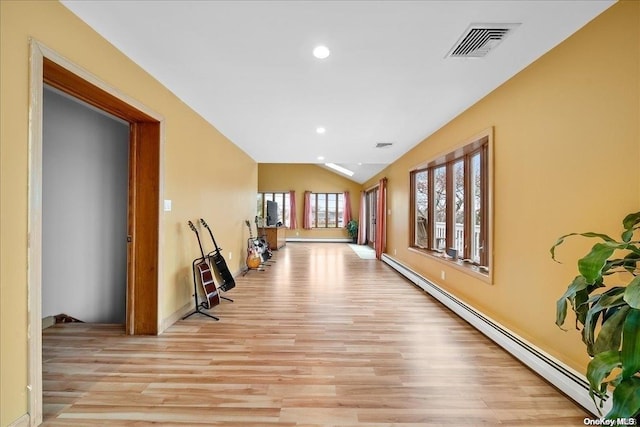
<box><xmin>258</xmin><ymin>164</ymin><xmax>361</xmax><ymax>240</ymax></box>
<box><xmin>0</xmin><ymin>1</ymin><xmax>257</xmax><ymax>424</ymax></box>
<box><xmin>364</xmin><ymin>0</ymin><xmax>639</xmax><ymax>374</ymax></box>
<box><xmin>2</xmin><ymin>0</ymin><xmax>638</xmax><ymax>424</ymax></box>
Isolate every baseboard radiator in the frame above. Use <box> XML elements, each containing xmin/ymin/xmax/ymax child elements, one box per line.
<box><xmin>381</xmin><ymin>253</ymin><xmax>610</xmax><ymax>416</ymax></box>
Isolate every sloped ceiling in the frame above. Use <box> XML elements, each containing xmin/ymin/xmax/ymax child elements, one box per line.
<box><xmin>61</xmin><ymin>0</ymin><xmax>614</xmax><ymax>183</ymax></box>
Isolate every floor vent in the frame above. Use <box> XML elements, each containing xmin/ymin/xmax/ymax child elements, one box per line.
<box><xmin>448</xmin><ymin>23</ymin><xmax>520</xmax><ymax>58</ymax></box>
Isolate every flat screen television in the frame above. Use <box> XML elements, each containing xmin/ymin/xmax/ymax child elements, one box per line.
<box><xmin>266</xmin><ymin>200</ymin><xmax>278</xmax><ymax>226</ymax></box>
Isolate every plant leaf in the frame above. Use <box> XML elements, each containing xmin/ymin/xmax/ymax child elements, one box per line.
<box><xmin>550</xmin><ymin>232</ymin><xmax>616</xmax><ymax>262</ymax></box>
<box><xmin>624</xmin><ymin>276</ymin><xmax>640</xmax><ymax>309</ymax></box>
<box><xmin>556</xmin><ymin>276</ymin><xmax>588</xmax><ymax>329</ymax></box>
<box><xmin>622</xmin><ymin>229</ymin><xmax>634</xmax><ymax>243</ymax></box>
<box><xmin>578</xmin><ymin>243</ymin><xmax>616</xmax><ymax>283</ymax></box>
<box><xmin>623</xmin><ymin>252</ymin><xmax>640</xmax><ymax>274</ymax></box>
<box><xmin>583</xmin><ymin>287</ymin><xmax>626</xmax><ymax>355</ymax></box>
<box><xmin>594</xmin><ymin>306</ymin><xmax>630</xmax><ymax>354</ymax></box>
<box><xmin>604</xmin><ymin>253</ymin><xmax>640</xmax><ymax>275</ymax></box>
<box><xmin>584</xmin><ymin>310</ymin><xmax>603</xmax><ymax>356</ymax></box>
<box><xmin>621</xmin><ymin>308</ymin><xmax>640</xmax><ymax>379</ymax></box>
<box><xmin>587</xmin><ymin>350</ymin><xmax>621</xmax><ymax>402</ymax></box>
<box><xmin>605</xmin><ymin>376</ymin><xmax>640</xmax><ymax>419</ymax></box>
<box><xmin>622</xmin><ymin>212</ymin><xmax>640</xmax><ymax>232</ymax></box>
<box><xmin>574</xmin><ymin>288</ymin><xmax>590</xmax><ymax>328</ymax></box>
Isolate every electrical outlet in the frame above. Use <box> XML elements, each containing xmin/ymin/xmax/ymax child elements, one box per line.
<box><xmin>441</xmin><ymin>270</ymin><xmax>446</xmax><ymax>280</ymax></box>
<box><xmin>394</xmin><ymin>248</ymin><xmax>397</xmax><ymax>255</ymax></box>
<box><xmin>229</xmin><ymin>252</ymin><xmax>232</xmax><ymax>260</ymax></box>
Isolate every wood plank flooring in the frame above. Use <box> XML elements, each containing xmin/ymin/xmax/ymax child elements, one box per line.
<box><xmin>42</xmin><ymin>243</ymin><xmax>588</xmax><ymax>426</ymax></box>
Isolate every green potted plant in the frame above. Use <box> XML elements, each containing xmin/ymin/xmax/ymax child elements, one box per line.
<box><xmin>346</xmin><ymin>219</ymin><xmax>358</xmax><ymax>243</ymax></box>
<box><xmin>552</xmin><ymin>211</ymin><xmax>640</xmax><ymax>419</ymax></box>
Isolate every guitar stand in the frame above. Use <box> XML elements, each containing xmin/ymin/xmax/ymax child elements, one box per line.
<box><xmin>242</xmin><ymin>265</ymin><xmax>265</xmax><ymax>275</ymax></box>
<box><xmin>182</xmin><ymin>256</ymin><xmax>219</xmax><ymax>321</ymax></box>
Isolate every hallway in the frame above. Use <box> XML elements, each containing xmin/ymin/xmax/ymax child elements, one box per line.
<box><xmin>42</xmin><ymin>243</ymin><xmax>587</xmax><ymax>426</ymax></box>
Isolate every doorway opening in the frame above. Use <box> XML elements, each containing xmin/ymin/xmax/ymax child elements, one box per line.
<box><xmin>42</xmin><ymin>86</ymin><xmax>130</xmax><ymax>324</ymax></box>
<box><xmin>28</xmin><ymin>40</ymin><xmax>163</xmax><ymax>425</ymax></box>
<box><xmin>41</xmin><ymin>55</ymin><xmax>161</xmax><ymax>334</ymax></box>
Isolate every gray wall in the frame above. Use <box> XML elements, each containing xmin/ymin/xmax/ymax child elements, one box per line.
<box><xmin>43</xmin><ymin>86</ymin><xmax>129</xmax><ymax>323</ymax></box>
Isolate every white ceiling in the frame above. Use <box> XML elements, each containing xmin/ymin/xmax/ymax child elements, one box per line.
<box><xmin>61</xmin><ymin>0</ymin><xmax>614</xmax><ymax>183</ymax></box>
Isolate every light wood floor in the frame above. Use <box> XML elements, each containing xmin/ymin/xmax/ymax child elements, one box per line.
<box><xmin>42</xmin><ymin>243</ymin><xmax>588</xmax><ymax>426</ymax></box>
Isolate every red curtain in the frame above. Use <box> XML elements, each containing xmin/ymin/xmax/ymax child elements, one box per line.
<box><xmin>303</xmin><ymin>191</ymin><xmax>312</xmax><ymax>229</ymax></box>
<box><xmin>289</xmin><ymin>190</ymin><xmax>297</xmax><ymax>229</ymax></box>
<box><xmin>342</xmin><ymin>191</ymin><xmax>352</xmax><ymax>225</ymax></box>
<box><xmin>357</xmin><ymin>191</ymin><xmax>366</xmax><ymax>245</ymax></box>
<box><xmin>375</xmin><ymin>178</ymin><xmax>387</xmax><ymax>259</ymax></box>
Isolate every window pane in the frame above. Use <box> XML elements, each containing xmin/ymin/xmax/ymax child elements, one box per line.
<box><xmin>433</xmin><ymin>166</ymin><xmax>446</xmax><ymax>250</ymax></box>
<box><xmin>276</xmin><ymin>193</ymin><xmax>284</xmax><ymax>225</ymax></box>
<box><xmin>470</xmin><ymin>152</ymin><xmax>482</xmax><ymax>263</ymax></box>
<box><xmin>317</xmin><ymin>194</ymin><xmax>326</xmax><ymax>227</ymax></box>
<box><xmin>284</xmin><ymin>192</ymin><xmax>290</xmax><ymax>227</ymax></box>
<box><xmin>415</xmin><ymin>170</ymin><xmax>428</xmax><ymax>248</ymax></box>
<box><xmin>327</xmin><ymin>194</ymin><xmax>337</xmax><ymax>227</ymax></box>
<box><xmin>264</xmin><ymin>193</ymin><xmax>274</xmax><ymax>225</ymax></box>
<box><xmin>454</xmin><ymin>160</ymin><xmax>464</xmax><ymax>255</ymax></box>
<box><xmin>337</xmin><ymin>194</ymin><xmax>344</xmax><ymax>228</ymax></box>
<box><xmin>409</xmin><ymin>134</ymin><xmax>490</xmax><ymax>275</ymax></box>
<box><xmin>309</xmin><ymin>193</ymin><xmax>345</xmax><ymax>228</ymax></box>
<box><xmin>258</xmin><ymin>192</ymin><xmax>290</xmax><ymax>227</ymax></box>
<box><xmin>256</xmin><ymin>194</ymin><xmax>264</xmax><ymax>219</ymax></box>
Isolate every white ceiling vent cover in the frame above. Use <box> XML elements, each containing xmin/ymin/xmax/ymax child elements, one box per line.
<box><xmin>447</xmin><ymin>23</ymin><xmax>520</xmax><ymax>58</ymax></box>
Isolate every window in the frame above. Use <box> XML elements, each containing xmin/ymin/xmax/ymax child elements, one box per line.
<box><xmin>410</xmin><ymin>133</ymin><xmax>490</xmax><ymax>273</ymax></box>
<box><xmin>310</xmin><ymin>193</ymin><xmax>344</xmax><ymax>228</ymax></box>
<box><xmin>257</xmin><ymin>192</ymin><xmax>290</xmax><ymax>227</ymax></box>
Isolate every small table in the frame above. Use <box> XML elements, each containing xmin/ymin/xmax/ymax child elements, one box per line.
<box><xmin>257</xmin><ymin>226</ymin><xmax>286</xmax><ymax>250</ymax></box>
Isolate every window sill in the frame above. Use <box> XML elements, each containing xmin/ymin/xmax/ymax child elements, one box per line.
<box><xmin>407</xmin><ymin>247</ymin><xmax>493</xmax><ymax>285</ymax></box>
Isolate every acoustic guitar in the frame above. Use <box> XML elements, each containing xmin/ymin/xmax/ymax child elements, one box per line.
<box><xmin>244</xmin><ymin>220</ymin><xmax>262</xmax><ymax>269</ymax></box>
<box><xmin>199</xmin><ymin>218</ymin><xmax>236</xmax><ymax>292</ymax></box>
<box><xmin>187</xmin><ymin>221</ymin><xmax>220</xmax><ymax>309</ymax></box>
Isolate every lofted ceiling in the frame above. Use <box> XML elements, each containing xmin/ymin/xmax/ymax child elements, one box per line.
<box><xmin>61</xmin><ymin>0</ymin><xmax>614</xmax><ymax>183</ymax></box>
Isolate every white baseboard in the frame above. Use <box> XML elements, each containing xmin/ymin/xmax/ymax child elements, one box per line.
<box><xmin>160</xmin><ymin>301</ymin><xmax>193</xmax><ymax>333</ymax></box>
<box><xmin>161</xmin><ymin>268</ymin><xmax>244</xmax><ymax>333</ymax></box>
<box><xmin>286</xmin><ymin>238</ymin><xmax>351</xmax><ymax>243</ymax></box>
<box><xmin>381</xmin><ymin>253</ymin><xmax>609</xmax><ymax>417</ymax></box>
<box><xmin>8</xmin><ymin>413</ymin><xmax>29</xmax><ymax>427</ymax></box>
<box><xmin>41</xmin><ymin>316</ymin><xmax>55</xmax><ymax>330</ymax></box>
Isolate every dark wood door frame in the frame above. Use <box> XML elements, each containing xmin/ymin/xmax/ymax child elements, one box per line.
<box><xmin>43</xmin><ymin>58</ymin><xmax>160</xmax><ymax>335</ymax></box>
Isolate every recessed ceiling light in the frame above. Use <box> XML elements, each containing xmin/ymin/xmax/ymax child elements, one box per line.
<box><xmin>316</xmin><ymin>127</ymin><xmax>326</xmax><ymax>134</ymax></box>
<box><xmin>313</xmin><ymin>45</ymin><xmax>330</xmax><ymax>59</ymax></box>
<box><xmin>317</xmin><ymin>156</ymin><xmax>325</xmax><ymax>161</ymax></box>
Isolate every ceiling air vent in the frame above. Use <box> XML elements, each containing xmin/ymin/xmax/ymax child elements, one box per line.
<box><xmin>447</xmin><ymin>23</ymin><xmax>520</xmax><ymax>58</ymax></box>
<box><xmin>375</xmin><ymin>142</ymin><xmax>394</xmax><ymax>149</ymax></box>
